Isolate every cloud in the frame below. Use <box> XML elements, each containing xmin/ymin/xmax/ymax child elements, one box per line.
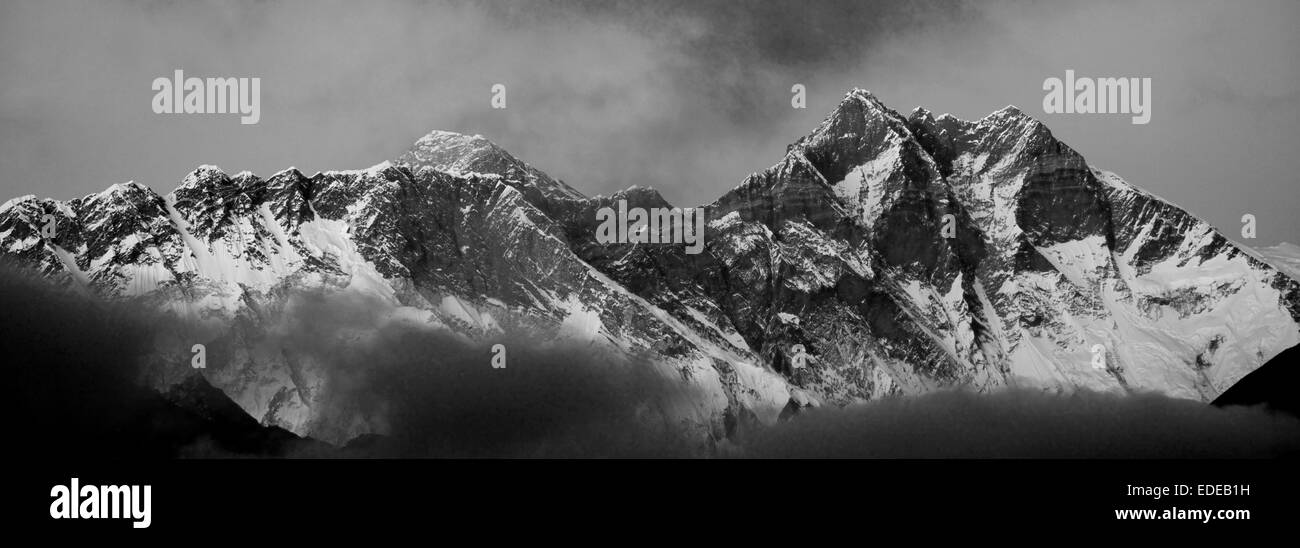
<box><xmin>261</xmin><ymin>287</ymin><xmax>702</xmax><ymax>457</ymax></box>
<box><xmin>0</xmin><ymin>261</ymin><xmax>163</xmax><ymax>455</ymax></box>
<box><xmin>0</xmin><ymin>0</ymin><xmax>973</xmax><ymax>208</ymax></box>
<box><xmin>738</xmin><ymin>388</ymin><xmax>1300</xmax><ymax>459</ymax></box>
<box><xmin>0</xmin><ymin>260</ymin><xmax>701</xmax><ymax>457</ymax></box>
<box><xmin>4</xmin><ymin>261</ymin><xmax>1298</xmax><ymax>459</ymax></box>
<box><xmin>4</xmin><ymin>0</ymin><xmax>1297</xmax><ymax>243</ymax></box>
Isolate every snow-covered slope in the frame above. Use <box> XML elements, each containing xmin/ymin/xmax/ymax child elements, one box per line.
<box><xmin>2</xmin><ymin>89</ymin><xmax>1296</xmax><ymax>447</ymax></box>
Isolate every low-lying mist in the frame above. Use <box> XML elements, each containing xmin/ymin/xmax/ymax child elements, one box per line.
<box><xmin>4</xmin><ymin>261</ymin><xmax>1298</xmax><ymax>459</ymax></box>
<box><xmin>267</xmin><ymin>287</ymin><xmax>702</xmax><ymax>457</ymax></box>
<box><xmin>741</xmin><ymin>388</ymin><xmax>1300</xmax><ymax>458</ymax></box>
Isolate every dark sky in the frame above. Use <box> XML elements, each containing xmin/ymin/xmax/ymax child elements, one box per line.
<box><xmin>1</xmin><ymin>0</ymin><xmax>1296</xmax><ymax>245</ymax></box>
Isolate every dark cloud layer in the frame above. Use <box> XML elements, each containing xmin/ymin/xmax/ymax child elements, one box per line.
<box><xmin>1</xmin><ymin>263</ymin><xmax>171</xmax><ymax>456</ymax></box>
<box><xmin>1</xmin><ymin>0</ymin><xmax>1296</xmax><ymax>244</ymax></box>
<box><xmin>741</xmin><ymin>389</ymin><xmax>1300</xmax><ymax>459</ymax></box>
<box><xmin>5</xmin><ymin>262</ymin><xmax>1298</xmax><ymax>459</ymax></box>
<box><xmin>265</xmin><ymin>288</ymin><xmax>701</xmax><ymax>457</ymax></box>
<box><xmin>0</xmin><ymin>263</ymin><xmax>701</xmax><ymax>458</ymax></box>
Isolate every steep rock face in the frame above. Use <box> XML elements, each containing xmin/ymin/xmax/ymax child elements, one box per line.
<box><xmin>903</xmin><ymin>101</ymin><xmax>1299</xmax><ymax>399</ymax></box>
<box><xmin>2</xmin><ymin>89</ymin><xmax>1297</xmax><ymax>447</ymax></box>
<box><xmin>700</xmin><ymin>92</ymin><xmax>995</xmax><ymax>403</ymax></box>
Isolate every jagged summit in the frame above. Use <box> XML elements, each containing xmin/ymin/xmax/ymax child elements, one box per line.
<box><xmin>0</xmin><ymin>194</ymin><xmax>35</xmax><ymax>212</ymax></box>
<box><xmin>397</xmin><ymin>129</ymin><xmax>584</xmax><ymax>204</ymax></box>
<box><xmin>990</xmin><ymin>104</ymin><xmax>1025</xmax><ymax>117</ymax></box>
<box><xmin>400</xmin><ymin>130</ymin><xmax>504</xmax><ymax>171</ymax></box>
<box><xmin>833</xmin><ymin>89</ymin><xmax>1038</xmax><ymax>133</ymax></box>
<box><xmin>96</xmin><ymin>180</ymin><xmax>146</xmax><ymax>195</ymax></box>
<box><xmin>843</xmin><ymin>87</ymin><xmax>890</xmax><ymax>107</ymax></box>
<box><xmin>833</xmin><ymin>88</ymin><xmax>907</xmax><ymax>125</ymax></box>
<box><xmin>607</xmin><ymin>184</ymin><xmax>671</xmax><ymax>204</ymax></box>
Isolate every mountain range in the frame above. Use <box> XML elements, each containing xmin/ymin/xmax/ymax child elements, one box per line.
<box><xmin>3</xmin><ymin>89</ymin><xmax>1297</xmax><ymax>448</ymax></box>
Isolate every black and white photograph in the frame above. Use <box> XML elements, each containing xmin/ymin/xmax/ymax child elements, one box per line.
<box><xmin>2</xmin><ymin>0</ymin><xmax>1297</xmax><ymax>536</ymax></box>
